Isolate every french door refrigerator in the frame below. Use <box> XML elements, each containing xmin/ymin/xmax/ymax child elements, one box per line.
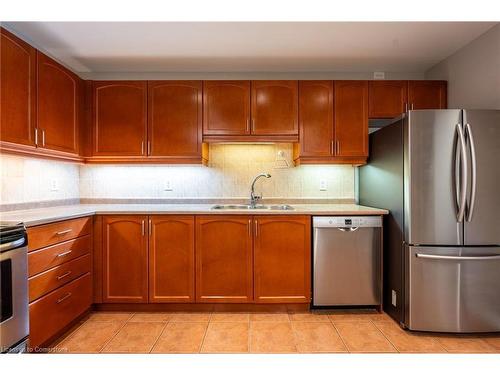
<box><xmin>359</xmin><ymin>109</ymin><xmax>500</xmax><ymax>333</ymax></box>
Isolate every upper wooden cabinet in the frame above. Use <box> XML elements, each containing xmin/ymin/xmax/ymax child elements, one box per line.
<box><xmin>251</xmin><ymin>80</ymin><xmax>298</xmax><ymax>135</ymax></box>
<box><xmin>102</xmin><ymin>215</ymin><xmax>148</xmax><ymax>303</ymax></box>
<box><xmin>334</xmin><ymin>80</ymin><xmax>369</xmax><ymax>158</ymax></box>
<box><xmin>408</xmin><ymin>80</ymin><xmax>447</xmax><ymax>110</ymax></box>
<box><xmin>37</xmin><ymin>52</ymin><xmax>80</xmax><ymax>154</ymax></box>
<box><xmin>203</xmin><ymin>80</ymin><xmax>251</xmax><ymax>135</ymax></box>
<box><xmin>297</xmin><ymin>80</ymin><xmax>334</xmax><ymax>157</ymax></box>
<box><xmin>92</xmin><ymin>81</ymin><xmax>147</xmax><ymax>156</ymax></box>
<box><xmin>0</xmin><ymin>27</ymin><xmax>36</xmax><ymax>146</ymax></box>
<box><xmin>195</xmin><ymin>216</ymin><xmax>253</xmax><ymax>303</ymax></box>
<box><xmin>369</xmin><ymin>80</ymin><xmax>408</xmax><ymax>118</ymax></box>
<box><xmin>254</xmin><ymin>216</ymin><xmax>311</xmax><ymax>303</ymax></box>
<box><xmin>149</xmin><ymin>215</ymin><xmax>195</xmax><ymax>303</ymax></box>
<box><xmin>148</xmin><ymin>81</ymin><xmax>203</xmax><ymax>160</ymax></box>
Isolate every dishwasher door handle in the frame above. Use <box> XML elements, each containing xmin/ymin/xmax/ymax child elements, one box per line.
<box><xmin>337</xmin><ymin>227</ymin><xmax>359</xmax><ymax>232</ymax></box>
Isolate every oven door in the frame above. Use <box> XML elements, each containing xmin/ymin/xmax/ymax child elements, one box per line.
<box><xmin>1</xmin><ymin>238</ymin><xmax>29</xmax><ymax>353</ymax></box>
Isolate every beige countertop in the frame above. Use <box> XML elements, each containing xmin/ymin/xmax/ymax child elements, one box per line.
<box><xmin>0</xmin><ymin>203</ymin><xmax>388</xmax><ymax>227</ymax></box>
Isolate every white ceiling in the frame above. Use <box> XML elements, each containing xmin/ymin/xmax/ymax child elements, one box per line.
<box><xmin>4</xmin><ymin>22</ymin><xmax>497</xmax><ymax>74</ymax></box>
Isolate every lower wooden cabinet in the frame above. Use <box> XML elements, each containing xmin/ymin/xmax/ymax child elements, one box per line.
<box><xmin>149</xmin><ymin>216</ymin><xmax>195</xmax><ymax>302</ymax></box>
<box><xmin>254</xmin><ymin>216</ymin><xmax>311</xmax><ymax>303</ymax></box>
<box><xmin>195</xmin><ymin>216</ymin><xmax>253</xmax><ymax>303</ymax></box>
<box><xmin>102</xmin><ymin>215</ymin><xmax>148</xmax><ymax>303</ymax></box>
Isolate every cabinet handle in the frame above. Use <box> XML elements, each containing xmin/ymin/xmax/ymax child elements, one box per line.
<box><xmin>34</xmin><ymin>128</ymin><xmax>38</xmax><ymax>146</ymax></box>
<box><xmin>57</xmin><ymin>271</ymin><xmax>72</xmax><ymax>280</ymax></box>
<box><xmin>141</xmin><ymin>141</ymin><xmax>144</xmax><ymax>155</ymax></box>
<box><xmin>254</xmin><ymin>220</ymin><xmax>258</xmax><ymax>237</ymax></box>
<box><xmin>56</xmin><ymin>229</ymin><xmax>72</xmax><ymax>236</ymax></box>
<box><xmin>141</xmin><ymin>220</ymin><xmax>145</xmax><ymax>236</ymax></box>
<box><xmin>336</xmin><ymin>141</ymin><xmax>340</xmax><ymax>155</ymax></box>
<box><xmin>411</xmin><ymin>103</ymin><xmax>414</xmax><ymax>110</ymax></box>
<box><xmin>149</xmin><ymin>219</ymin><xmax>152</xmax><ymax>236</ymax></box>
<box><xmin>248</xmin><ymin>219</ymin><xmax>251</xmax><ymax>237</ymax></box>
<box><xmin>147</xmin><ymin>141</ymin><xmax>151</xmax><ymax>155</ymax></box>
<box><xmin>251</xmin><ymin>118</ymin><xmax>255</xmax><ymax>132</ymax></box>
<box><xmin>42</xmin><ymin>130</ymin><xmax>46</xmax><ymax>147</ymax></box>
<box><xmin>56</xmin><ymin>292</ymin><xmax>72</xmax><ymax>304</ymax></box>
<box><xmin>404</xmin><ymin>102</ymin><xmax>408</xmax><ymax>113</ymax></box>
<box><xmin>246</xmin><ymin>118</ymin><xmax>250</xmax><ymax>133</ymax></box>
<box><xmin>330</xmin><ymin>140</ymin><xmax>334</xmax><ymax>155</ymax></box>
<box><xmin>56</xmin><ymin>250</ymin><xmax>72</xmax><ymax>258</ymax></box>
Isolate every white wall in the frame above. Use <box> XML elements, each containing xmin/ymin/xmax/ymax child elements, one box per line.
<box><xmin>425</xmin><ymin>24</ymin><xmax>500</xmax><ymax>109</ymax></box>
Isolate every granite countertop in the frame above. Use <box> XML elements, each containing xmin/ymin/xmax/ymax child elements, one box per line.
<box><xmin>0</xmin><ymin>203</ymin><xmax>389</xmax><ymax>227</ymax></box>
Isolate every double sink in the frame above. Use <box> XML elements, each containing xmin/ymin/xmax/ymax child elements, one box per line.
<box><xmin>211</xmin><ymin>204</ymin><xmax>294</xmax><ymax>211</ymax></box>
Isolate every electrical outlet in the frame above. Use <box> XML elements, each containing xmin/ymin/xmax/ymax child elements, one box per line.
<box><xmin>50</xmin><ymin>179</ymin><xmax>59</xmax><ymax>191</ymax></box>
<box><xmin>319</xmin><ymin>180</ymin><xmax>327</xmax><ymax>191</ymax></box>
<box><xmin>163</xmin><ymin>180</ymin><xmax>173</xmax><ymax>191</ymax></box>
<box><xmin>374</xmin><ymin>71</ymin><xmax>386</xmax><ymax>80</ymax></box>
<box><xmin>392</xmin><ymin>290</ymin><xmax>397</xmax><ymax>307</ymax></box>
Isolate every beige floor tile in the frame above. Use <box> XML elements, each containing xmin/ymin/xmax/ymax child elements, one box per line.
<box><xmin>334</xmin><ymin>321</ymin><xmax>396</xmax><ymax>353</ymax></box>
<box><xmin>374</xmin><ymin>321</ymin><xmax>446</xmax><ymax>353</ymax></box>
<box><xmin>369</xmin><ymin>313</ymin><xmax>396</xmax><ymax>323</ymax></box>
<box><xmin>328</xmin><ymin>310</ymin><xmax>380</xmax><ymax>323</ymax></box>
<box><xmin>250</xmin><ymin>313</ymin><xmax>290</xmax><ymax>322</ymax></box>
<box><xmin>201</xmin><ymin>322</ymin><xmax>249</xmax><ymax>353</ymax></box>
<box><xmin>435</xmin><ymin>335</ymin><xmax>497</xmax><ymax>353</ymax></box>
<box><xmin>210</xmin><ymin>313</ymin><xmax>250</xmax><ymax>322</ymax></box>
<box><xmin>87</xmin><ymin>312</ymin><xmax>133</xmax><ymax>322</ymax></box>
<box><xmin>250</xmin><ymin>322</ymin><xmax>297</xmax><ymax>353</ymax></box>
<box><xmin>151</xmin><ymin>322</ymin><xmax>208</xmax><ymax>353</ymax></box>
<box><xmin>289</xmin><ymin>312</ymin><xmax>330</xmax><ymax>322</ymax></box>
<box><xmin>129</xmin><ymin>313</ymin><xmax>172</xmax><ymax>322</ymax></box>
<box><xmin>168</xmin><ymin>313</ymin><xmax>211</xmax><ymax>322</ymax></box>
<box><xmin>292</xmin><ymin>322</ymin><xmax>347</xmax><ymax>353</ymax></box>
<box><xmin>102</xmin><ymin>322</ymin><xmax>165</xmax><ymax>353</ymax></box>
<box><xmin>57</xmin><ymin>321</ymin><xmax>123</xmax><ymax>353</ymax></box>
<box><xmin>482</xmin><ymin>336</ymin><xmax>500</xmax><ymax>351</ymax></box>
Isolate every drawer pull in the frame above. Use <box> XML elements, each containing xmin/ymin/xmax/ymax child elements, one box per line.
<box><xmin>56</xmin><ymin>250</ymin><xmax>72</xmax><ymax>258</ymax></box>
<box><xmin>57</xmin><ymin>271</ymin><xmax>72</xmax><ymax>280</ymax></box>
<box><xmin>56</xmin><ymin>229</ymin><xmax>73</xmax><ymax>236</ymax></box>
<box><xmin>56</xmin><ymin>292</ymin><xmax>72</xmax><ymax>304</ymax></box>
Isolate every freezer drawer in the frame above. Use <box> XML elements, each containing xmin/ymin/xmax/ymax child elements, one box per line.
<box><xmin>407</xmin><ymin>245</ymin><xmax>500</xmax><ymax>332</ymax></box>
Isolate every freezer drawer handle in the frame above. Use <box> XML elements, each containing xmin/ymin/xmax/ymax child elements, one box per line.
<box><xmin>337</xmin><ymin>227</ymin><xmax>359</xmax><ymax>232</ymax></box>
<box><xmin>415</xmin><ymin>253</ymin><xmax>500</xmax><ymax>261</ymax></box>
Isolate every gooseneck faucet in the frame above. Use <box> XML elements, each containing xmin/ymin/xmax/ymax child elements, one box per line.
<box><xmin>249</xmin><ymin>173</ymin><xmax>271</xmax><ymax>207</ymax></box>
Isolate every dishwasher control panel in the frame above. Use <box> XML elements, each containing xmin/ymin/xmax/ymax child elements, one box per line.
<box><xmin>313</xmin><ymin>216</ymin><xmax>382</xmax><ymax>228</ymax></box>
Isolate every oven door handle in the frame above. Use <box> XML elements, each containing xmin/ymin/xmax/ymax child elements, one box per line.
<box><xmin>0</xmin><ymin>237</ymin><xmax>26</xmax><ymax>252</ymax></box>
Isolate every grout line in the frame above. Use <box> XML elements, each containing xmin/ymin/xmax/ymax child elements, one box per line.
<box><xmin>198</xmin><ymin>321</ymin><xmax>210</xmax><ymax>354</ymax></box>
<box><xmin>148</xmin><ymin>321</ymin><xmax>169</xmax><ymax>354</ymax></box>
<box><xmin>330</xmin><ymin>321</ymin><xmax>350</xmax><ymax>353</ymax></box>
<box><xmin>370</xmin><ymin>320</ymin><xmax>399</xmax><ymax>353</ymax></box>
<box><xmin>98</xmin><ymin>313</ymin><xmax>133</xmax><ymax>353</ymax></box>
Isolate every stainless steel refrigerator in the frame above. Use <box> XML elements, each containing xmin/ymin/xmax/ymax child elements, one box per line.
<box><xmin>359</xmin><ymin>109</ymin><xmax>500</xmax><ymax>333</ymax></box>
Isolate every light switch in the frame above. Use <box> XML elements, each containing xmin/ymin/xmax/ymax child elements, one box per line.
<box><xmin>50</xmin><ymin>179</ymin><xmax>59</xmax><ymax>191</ymax></box>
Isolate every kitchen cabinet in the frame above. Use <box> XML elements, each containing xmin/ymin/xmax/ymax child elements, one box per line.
<box><xmin>251</xmin><ymin>80</ymin><xmax>298</xmax><ymax>136</ymax></box>
<box><xmin>102</xmin><ymin>215</ymin><xmax>148</xmax><ymax>303</ymax></box>
<box><xmin>92</xmin><ymin>81</ymin><xmax>147</xmax><ymax>157</ymax></box>
<box><xmin>369</xmin><ymin>80</ymin><xmax>408</xmax><ymax>118</ymax></box>
<box><xmin>203</xmin><ymin>80</ymin><xmax>251</xmax><ymax>135</ymax></box>
<box><xmin>254</xmin><ymin>216</ymin><xmax>311</xmax><ymax>303</ymax></box>
<box><xmin>148</xmin><ymin>81</ymin><xmax>203</xmax><ymax>161</ymax></box>
<box><xmin>149</xmin><ymin>216</ymin><xmax>195</xmax><ymax>302</ymax></box>
<box><xmin>408</xmin><ymin>80</ymin><xmax>447</xmax><ymax>110</ymax></box>
<box><xmin>0</xmin><ymin>27</ymin><xmax>37</xmax><ymax>147</ymax></box>
<box><xmin>334</xmin><ymin>80</ymin><xmax>369</xmax><ymax>158</ymax></box>
<box><xmin>195</xmin><ymin>216</ymin><xmax>253</xmax><ymax>302</ymax></box>
<box><xmin>37</xmin><ymin>51</ymin><xmax>80</xmax><ymax>154</ymax></box>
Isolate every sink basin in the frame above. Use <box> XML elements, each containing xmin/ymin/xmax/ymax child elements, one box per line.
<box><xmin>211</xmin><ymin>204</ymin><xmax>294</xmax><ymax>211</ymax></box>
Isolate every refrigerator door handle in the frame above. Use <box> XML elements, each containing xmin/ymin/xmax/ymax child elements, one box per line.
<box><xmin>455</xmin><ymin>123</ymin><xmax>468</xmax><ymax>222</ymax></box>
<box><xmin>415</xmin><ymin>253</ymin><xmax>500</xmax><ymax>261</ymax></box>
<box><xmin>465</xmin><ymin>123</ymin><xmax>477</xmax><ymax>222</ymax></box>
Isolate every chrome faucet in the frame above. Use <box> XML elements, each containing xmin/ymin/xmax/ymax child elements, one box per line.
<box><xmin>249</xmin><ymin>173</ymin><xmax>271</xmax><ymax>207</ymax></box>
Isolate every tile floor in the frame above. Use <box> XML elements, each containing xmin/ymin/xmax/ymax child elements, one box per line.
<box><xmin>53</xmin><ymin>310</ymin><xmax>500</xmax><ymax>354</ymax></box>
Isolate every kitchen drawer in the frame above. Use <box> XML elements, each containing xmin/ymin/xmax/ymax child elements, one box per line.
<box><xmin>28</xmin><ymin>235</ymin><xmax>91</xmax><ymax>277</ymax></box>
<box><xmin>27</xmin><ymin>217</ymin><xmax>91</xmax><ymax>251</ymax></box>
<box><xmin>29</xmin><ymin>254</ymin><xmax>91</xmax><ymax>302</ymax></box>
<box><xmin>29</xmin><ymin>273</ymin><xmax>92</xmax><ymax>348</ymax></box>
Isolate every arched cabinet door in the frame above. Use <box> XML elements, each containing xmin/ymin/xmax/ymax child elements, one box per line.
<box><xmin>102</xmin><ymin>215</ymin><xmax>148</xmax><ymax>303</ymax></box>
<box><xmin>0</xmin><ymin>27</ymin><xmax>36</xmax><ymax>146</ymax></box>
<box><xmin>37</xmin><ymin>52</ymin><xmax>80</xmax><ymax>154</ymax></box>
<box><xmin>195</xmin><ymin>216</ymin><xmax>253</xmax><ymax>303</ymax></box>
<box><xmin>149</xmin><ymin>215</ymin><xmax>195</xmax><ymax>302</ymax></box>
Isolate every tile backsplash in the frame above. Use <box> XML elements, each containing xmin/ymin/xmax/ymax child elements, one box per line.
<box><xmin>1</xmin><ymin>144</ymin><xmax>355</xmax><ymax>206</ymax></box>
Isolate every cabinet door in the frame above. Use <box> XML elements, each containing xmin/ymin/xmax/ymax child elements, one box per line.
<box><xmin>92</xmin><ymin>81</ymin><xmax>147</xmax><ymax>156</ymax></box>
<box><xmin>0</xmin><ymin>28</ymin><xmax>36</xmax><ymax>146</ymax></box>
<box><xmin>149</xmin><ymin>216</ymin><xmax>195</xmax><ymax>302</ymax></box>
<box><xmin>195</xmin><ymin>216</ymin><xmax>253</xmax><ymax>302</ymax></box>
<box><xmin>251</xmin><ymin>80</ymin><xmax>298</xmax><ymax>135</ymax></box>
<box><xmin>408</xmin><ymin>81</ymin><xmax>447</xmax><ymax>110</ymax></box>
<box><xmin>334</xmin><ymin>81</ymin><xmax>369</xmax><ymax>157</ymax></box>
<box><xmin>298</xmin><ymin>80</ymin><xmax>334</xmax><ymax>157</ymax></box>
<box><xmin>368</xmin><ymin>80</ymin><xmax>408</xmax><ymax>118</ymax></box>
<box><xmin>102</xmin><ymin>215</ymin><xmax>148</xmax><ymax>303</ymax></box>
<box><xmin>203</xmin><ymin>80</ymin><xmax>251</xmax><ymax>135</ymax></box>
<box><xmin>148</xmin><ymin>81</ymin><xmax>202</xmax><ymax>157</ymax></box>
<box><xmin>37</xmin><ymin>52</ymin><xmax>80</xmax><ymax>154</ymax></box>
<box><xmin>254</xmin><ymin>216</ymin><xmax>311</xmax><ymax>303</ymax></box>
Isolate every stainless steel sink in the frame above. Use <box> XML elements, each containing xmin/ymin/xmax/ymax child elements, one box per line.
<box><xmin>211</xmin><ymin>204</ymin><xmax>294</xmax><ymax>211</ymax></box>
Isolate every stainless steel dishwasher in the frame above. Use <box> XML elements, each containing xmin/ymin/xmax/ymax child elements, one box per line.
<box><xmin>313</xmin><ymin>216</ymin><xmax>382</xmax><ymax>307</ymax></box>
